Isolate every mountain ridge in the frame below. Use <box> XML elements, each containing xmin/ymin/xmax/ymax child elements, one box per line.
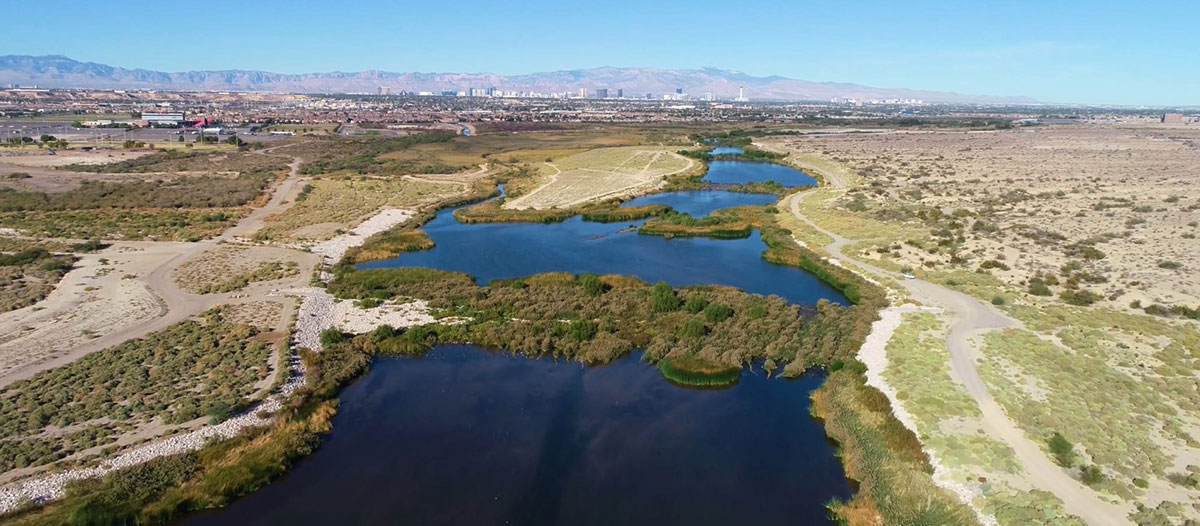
<box><xmin>0</xmin><ymin>55</ymin><xmax>1039</xmax><ymax>104</ymax></box>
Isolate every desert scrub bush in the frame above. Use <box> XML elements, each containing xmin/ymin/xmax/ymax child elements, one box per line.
<box><xmin>0</xmin><ymin>208</ymin><xmax>240</xmax><ymax>241</ymax></box>
<box><xmin>1059</xmin><ymin>289</ymin><xmax>1102</xmax><ymax>306</ymax></box>
<box><xmin>0</xmin><ymin>247</ymin><xmax>76</xmax><ymax>312</ymax></box>
<box><xmin>1156</xmin><ymin>260</ymin><xmax>1181</xmax><ymax>270</ymax></box>
<box><xmin>1026</xmin><ymin>273</ymin><xmax>1055</xmax><ymax>296</ymax></box>
<box><xmin>195</xmin><ymin>261</ymin><xmax>299</xmax><ymax>294</ymax></box>
<box><xmin>1048</xmin><ymin>432</ymin><xmax>1077</xmax><ymax>467</ymax></box>
<box><xmin>0</xmin><ymin>173</ymin><xmax>274</xmax><ymax>212</ymax></box>
<box><xmin>981</xmin><ymin>328</ymin><xmax>1182</xmax><ymax>497</ymax></box>
<box><xmin>63</xmin><ymin>150</ymin><xmax>288</xmax><ymax>174</ymax></box>
<box><xmin>0</xmin><ymin>309</ymin><xmax>271</xmax><ymax>471</ymax></box>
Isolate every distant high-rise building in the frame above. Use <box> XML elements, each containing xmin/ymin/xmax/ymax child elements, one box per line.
<box><xmin>377</xmin><ymin>86</ymin><xmax>390</xmax><ymax>96</ymax></box>
<box><xmin>735</xmin><ymin>86</ymin><xmax>748</xmax><ymax>102</ymax></box>
<box><xmin>676</xmin><ymin>88</ymin><xmax>683</xmax><ymax>95</ymax></box>
<box><xmin>486</xmin><ymin>86</ymin><xmax>497</xmax><ymax>96</ymax></box>
<box><xmin>616</xmin><ymin>88</ymin><xmax>623</xmax><ymax>98</ymax></box>
<box><xmin>579</xmin><ymin>88</ymin><xmax>588</xmax><ymax>98</ymax></box>
<box><xmin>441</xmin><ymin>90</ymin><xmax>457</xmax><ymax>97</ymax></box>
<box><xmin>1161</xmin><ymin>113</ymin><xmax>1185</xmax><ymax>124</ymax></box>
<box><xmin>596</xmin><ymin>88</ymin><xmax>609</xmax><ymax>99</ymax></box>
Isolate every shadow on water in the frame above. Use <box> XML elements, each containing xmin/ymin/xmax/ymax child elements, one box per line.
<box><xmin>178</xmin><ymin>346</ymin><xmax>853</xmax><ymax>526</ymax></box>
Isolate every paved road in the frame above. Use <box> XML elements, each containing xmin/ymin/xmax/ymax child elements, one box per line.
<box><xmin>784</xmin><ymin>175</ymin><xmax>1129</xmax><ymax>525</ymax></box>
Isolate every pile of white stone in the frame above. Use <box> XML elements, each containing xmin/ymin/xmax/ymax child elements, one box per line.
<box><xmin>308</xmin><ymin>208</ymin><xmax>414</xmax><ymax>265</ymax></box>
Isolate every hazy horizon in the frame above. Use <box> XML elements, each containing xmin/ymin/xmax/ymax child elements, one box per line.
<box><xmin>3</xmin><ymin>0</ymin><xmax>1199</xmax><ymax>106</ymax></box>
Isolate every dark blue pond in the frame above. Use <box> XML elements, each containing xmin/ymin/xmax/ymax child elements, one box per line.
<box><xmin>179</xmin><ymin>345</ymin><xmax>852</xmax><ymax>526</ymax></box>
<box><xmin>703</xmin><ymin>160</ymin><xmax>818</xmax><ymax>187</ymax></box>
<box><xmin>359</xmin><ymin>203</ymin><xmax>844</xmax><ymax>306</ymax></box>
<box><xmin>620</xmin><ymin>189</ymin><xmax>778</xmax><ymax>217</ymax></box>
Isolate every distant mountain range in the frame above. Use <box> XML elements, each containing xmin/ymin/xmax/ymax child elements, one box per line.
<box><xmin>0</xmin><ymin>55</ymin><xmax>1039</xmax><ymax>104</ymax></box>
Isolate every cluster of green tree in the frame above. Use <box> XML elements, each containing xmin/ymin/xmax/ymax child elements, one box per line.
<box><xmin>687</xmin><ymin>133</ymin><xmax>754</xmax><ymax>147</ymax></box>
<box><xmin>0</xmin><ymin>247</ymin><xmax>76</xmax><ymax>312</ymax></box>
<box><xmin>0</xmin><ymin>310</ymin><xmax>271</xmax><ymax>474</ymax></box>
<box><xmin>298</xmin><ymin>133</ymin><xmax>457</xmax><ymax>175</ymax></box>
<box><xmin>4</xmin><ymin>136</ymin><xmax>68</xmax><ymax>148</ymax></box>
<box><xmin>0</xmin><ymin>172</ymin><xmax>274</xmax><ymax>212</ymax></box>
<box><xmin>679</xmin><ymin>145</ymin><xmax>787</xmax><ymax>163</ymax></box>
<box><xmin>716</xmin><ymin>146</ymin><xmax>786</xmax><ymax>162</ymax></box>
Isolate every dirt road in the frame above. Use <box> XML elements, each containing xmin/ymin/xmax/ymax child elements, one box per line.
<box><xmin>786</xmin><ymin>184</ymin><xmax>1129</xmax><ymax>525</ymax></box>
<box><xmin>0</xmin><ymin>151</ymin><xmax>315</xmax><ymax>388</ymax></box>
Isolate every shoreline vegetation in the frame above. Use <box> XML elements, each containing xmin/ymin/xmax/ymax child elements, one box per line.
<box><xmin>2</xmin><ymin>134</ymin><xmax>972</xmax><ymax>526</ymax></box>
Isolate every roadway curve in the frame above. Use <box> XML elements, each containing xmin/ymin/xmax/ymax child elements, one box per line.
<box><xmin>0</xmin><ymin>149</ymin><xmax>314</xmax><ymax>388</ymax></box>
<box><xmin>785</xmin><ymin>173</ymin><xmax>1129</xmax><ymax>525</ymax></box>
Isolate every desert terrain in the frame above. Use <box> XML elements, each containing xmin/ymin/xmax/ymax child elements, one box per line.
<box><xmin>765</xmin><ymin>123</ymin><xmax>1200</xmax><ymax>524</ymax></box>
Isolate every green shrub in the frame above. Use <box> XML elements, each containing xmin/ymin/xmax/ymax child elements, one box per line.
<box><xmin>1080</xmin><ymin>464</ymin><xmax>1105</xmax><ymax>486</ymax></box>
<box><xmin>679</xmin><ymin>318</ymin><xmax>707</xmax><ymax>339</ymax></box>
<box><xmin>703</xmin><ymin>303</ymin><xmax>733</xmax><ymax>323</ymax></box>
<box><xmin>684</xmin><ymin>295</ymin><xmax>709</xmax><ymax>314</ymax></box>
<box><xmin>1048</xmin><ymin>432</ymin><xmax>1076</xmax><ymax>467</ymax></box>
<box><xmin>650</xmin><ymin>281</ymin><xmax>681</xmax><ymax>312</ymax></box>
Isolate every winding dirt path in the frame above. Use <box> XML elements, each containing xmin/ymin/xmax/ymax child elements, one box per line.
<box><xmin>786</xmin><ymin>182</ymin><xmax>1129</xmax><ymax>525</ymax></box>
<box><xmin>0</xmin><ymin>150</ymin><xmax>314</xmax><ymax>388</ymax></box>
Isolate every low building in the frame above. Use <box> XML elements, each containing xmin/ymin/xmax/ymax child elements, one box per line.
<box><xmin>1161</xmin><ymin>113</ymin><xmax>1184</xmax><ymax>124</ymax></box>
<box><xmin>142</xmin><ymin>112</ymin><xmax>185</xmax><ymax>124</ymax></box>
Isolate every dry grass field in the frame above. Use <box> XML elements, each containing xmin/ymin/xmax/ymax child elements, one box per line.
<box><xmin>767</xmin><ymin>124</ymin><xmax>1200</xmax><ymax>522</ymax></box>
<box><xmin>503</xmin><ymin>146</ymin><xmax>695</xmax><ymax>210</ymax></box>
<box><xmin>256</xmin><ymin>176</ymin><xmax>466</xmax><ymax>241</ymax></box>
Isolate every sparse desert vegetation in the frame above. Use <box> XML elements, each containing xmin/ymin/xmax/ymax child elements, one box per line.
<box><xmin>171</xmin><ymin>245</ymin><xmax>300</xmax><ymax>294</ymax></box>
<box><xmin>0</xmin><ymin>247</ymin><xmax>75</xmax><ymax>312</ymax></box>
<box><xmin>768</xmin><ymin>124</ymin><xmax>1200</xmax><ymax>523</ymax></box>
<box><xmin>0</xmin><ymin>309</ymin><xmax>273</xmax><ymax>475</ymax></box>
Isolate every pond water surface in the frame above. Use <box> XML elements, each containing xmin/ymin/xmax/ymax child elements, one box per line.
<box><xmin>619</xmin><ymin>189</ymin><xmax>777</xmax><ymax>217</ymax></box>
<box><xmin>703</xmin><ymin>160</ymin><xmax>817</xmax><ymax>187</ymax></box>
<box><xmin>179</xmin><ymin>160</ymin><xmax>854</xmax><ymax>525</ymax></box>
<box><xmin>179</xmin><ymin>345</ymin><xmax>853</xmax><ymax>526</ymax></box>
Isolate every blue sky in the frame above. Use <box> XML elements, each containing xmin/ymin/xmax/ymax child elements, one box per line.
<box><xmin>5</xmin><ymin>0</ymin><xmax>1198</xmax><ymax>106</ymax></box>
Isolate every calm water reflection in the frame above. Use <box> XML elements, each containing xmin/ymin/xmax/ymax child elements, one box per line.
<box><xmin>178</xmin><ymin>345</ymin><xmax>852</xmax><ymax>526</ymax></box>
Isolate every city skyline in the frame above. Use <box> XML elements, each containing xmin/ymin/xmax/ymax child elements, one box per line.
<box><xmin>3</xmin><ymin>0</ymin><xmax>1199</xmax><ymax>106</ymax></box>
